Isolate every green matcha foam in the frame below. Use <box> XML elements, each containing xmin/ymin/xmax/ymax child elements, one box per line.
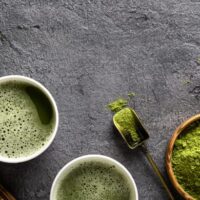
<box><xmin>55</xmin><ymin>161</ymin><xmax>131</xmax><ymax>200</ymax></box>
<box><xmin>0</xmin><ymin>81</ymin><xmax>54</xmax><ymax>158</ymax></box>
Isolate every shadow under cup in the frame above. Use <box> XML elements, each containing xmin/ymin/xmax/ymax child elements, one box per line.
<box><xmin>50</xmin><ymin>155</ymin><xmax>138</xmax><ymax>200</ymax></box>
<box><xmin>0</xmin><ymin>75</ymin><xmax>59</xmax><ymax>163</ymax></box>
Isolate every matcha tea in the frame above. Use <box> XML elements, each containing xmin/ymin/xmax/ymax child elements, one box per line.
<box><xmin>0</xmin><ymin>81</ymin><xmax>54</xmax><ymax>158</ymax></box>
<box><xmin>55</xmin><ymin>161</ymin><xmax>131</xmax><ymax>200</ymax></box>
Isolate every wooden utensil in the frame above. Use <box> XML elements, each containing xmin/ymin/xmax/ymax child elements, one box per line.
<box><xmin>0</xmin><ymin>184</ymin><xmax>16</xmax><ymax>200</ymax></box>
<box><xmin>166</xmin><ymin>114</ymin><xmax>200</xmax><ymax>200</ymax></box>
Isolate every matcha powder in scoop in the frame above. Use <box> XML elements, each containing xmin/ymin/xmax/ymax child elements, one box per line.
<box><xmin>107</xmin><ymin>98</ymin><xmax>141</xmax><ymax>145</ymax></box>
<box><xmin>114</xmin><ymin>108</ymin><xmax>140</xmax><ymax>144</ymax></box>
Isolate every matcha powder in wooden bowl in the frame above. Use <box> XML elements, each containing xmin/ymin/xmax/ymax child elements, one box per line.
<box><xmin>172</xmin><ymin>121</ymin><xmax>200</xmax><ymax>200</ymax></box>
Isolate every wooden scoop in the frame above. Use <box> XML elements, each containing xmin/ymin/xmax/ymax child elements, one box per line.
<box><xmin>0</xmin><ymin>184</ymin><xmax>16</xmax><ymax>200</ymax></box>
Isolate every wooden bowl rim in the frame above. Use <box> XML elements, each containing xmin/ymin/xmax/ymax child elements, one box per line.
<box><xmin>166</xmin><ymin>114</ymin><xmax>200</xmax><ymax>200</ymax></box>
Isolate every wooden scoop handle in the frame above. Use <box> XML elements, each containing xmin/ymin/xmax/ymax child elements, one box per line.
<box><xmin>0</xmin><ymin>185</ymin><xmax>16</xmax><ymax>200</ymax></box>
<box><xmin>141</xmin><ymin>144</ymin><xmax>175</xmax><ymax>200</ymax></box>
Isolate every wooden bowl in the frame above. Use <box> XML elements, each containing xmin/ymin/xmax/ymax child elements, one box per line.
<box><xmin>166</xmin><ymin>114</ymin><xmax>200</xmax><ymax>200</ymax></box>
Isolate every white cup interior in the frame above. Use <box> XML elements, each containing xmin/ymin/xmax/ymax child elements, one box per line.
<box><xmin>50</xmin><ymin>155</ymin><xmax>138</xmax><ymax>200</ymax></box>
<box><xmin>0</xmin><ymin>75</ymin><xmax>59</xmax><ymax>163</ymax></box>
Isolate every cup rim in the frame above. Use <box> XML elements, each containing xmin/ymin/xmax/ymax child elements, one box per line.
<box><xmin>0</xmin><ymin>75</ymin><xmax>59</xmax><ymax>163</ymax></box>
<box><xmin>50</xmin><ymin>154</ymin><xmax>139</xmax><ymax>200</ymax></box>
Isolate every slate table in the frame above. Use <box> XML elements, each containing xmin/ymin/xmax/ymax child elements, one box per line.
<box><xmin>0</xmin><ymin>0</ymin><xmax>200</xmax><ymax>199</ymax></box>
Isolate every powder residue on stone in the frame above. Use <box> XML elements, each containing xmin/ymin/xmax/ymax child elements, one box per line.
<box><xmin>181</xmin><ymin>79</ymin><xmax>191</xmax><ymax>85</ymax></box>
<box><xmin>172</xmin><ymin>122</ymin><xmax>200</xmax><ymax>200</ymax></box>
<box><xmin>196</xmin><ymin>57</ymin><xmax>200</xmax><ymax>65</ymax></box>
<box><xmin>128</xmin><ymin>92</ymin><xmax>136</xmax><ymax>98</ymax></box>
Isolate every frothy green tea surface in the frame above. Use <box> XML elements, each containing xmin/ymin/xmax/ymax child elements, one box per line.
<box><xmin>0</xmin><ymin>81</ymin><xmax>54</xmax><ymax>158</ymax></box>
<box><xmin>55</xmin><ymin>161</ymin><xmax>131</xmax><ymax>200</ymax></box>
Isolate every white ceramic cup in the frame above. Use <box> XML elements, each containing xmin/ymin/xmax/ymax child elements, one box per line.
<box><xmin>50</xmin><ymin>155</ymin><xmax>139</xmax><ymax>200</ymax></box>
<box><xmin>0</xmin><ymin>75</ymin><xmax>59</xmax><ymax>163</ymax></box>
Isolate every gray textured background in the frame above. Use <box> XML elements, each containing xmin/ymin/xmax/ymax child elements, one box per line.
<box><xmin>0</xmin><ymin>0</ymin><xmax>200</xmax><ymax>199</ymax></box>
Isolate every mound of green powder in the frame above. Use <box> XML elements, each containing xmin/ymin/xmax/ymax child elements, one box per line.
<box><xmin>107</xmin><ymin>98</ymin><xmax>128</xmax><ymax>113</ymax></box>
<box><xmin>172</xmin><ymin>122</ymin><xmax>200</xmax><ymax>199</ymax></box>
<box><xmin>114</xmin><ymin>108</ymin><xmax>140</xmax><ymax>144</ymax></box>
<box><xmin>107</xmin><ymin>98</ymin><xmax>141</xmax><ymax>146</ymax></box>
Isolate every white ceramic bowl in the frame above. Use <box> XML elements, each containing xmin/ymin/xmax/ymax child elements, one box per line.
<box><xmin>50</xmin><ymin>155</ymin><xmax>139</xmax><ymax>200</ymax></box>
<box><xmin>0</xmin><ymin>75</ymin><xmax>59</xmax><ymax>163</ymax></box>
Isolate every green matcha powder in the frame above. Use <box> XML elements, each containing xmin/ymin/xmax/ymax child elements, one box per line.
<box><xmin>172</xmin><ymin>122</ymin><xmax>200</xmax><ymax>199</ymax></box>
<box><xmin>114</xmin><ymin>108</ymin><xmax>140</xmax><ymax>143</ymax></box>
<box><xmin>107</xmin><ymin>98</ymin><xmax>140</xmax><ymax>145</ymax></box>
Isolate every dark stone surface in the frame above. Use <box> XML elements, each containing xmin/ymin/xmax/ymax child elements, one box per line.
<box><xmin>0</xmin><ymin>0</ymin><xmax>200</xmax><ymax>199</ymax></box>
